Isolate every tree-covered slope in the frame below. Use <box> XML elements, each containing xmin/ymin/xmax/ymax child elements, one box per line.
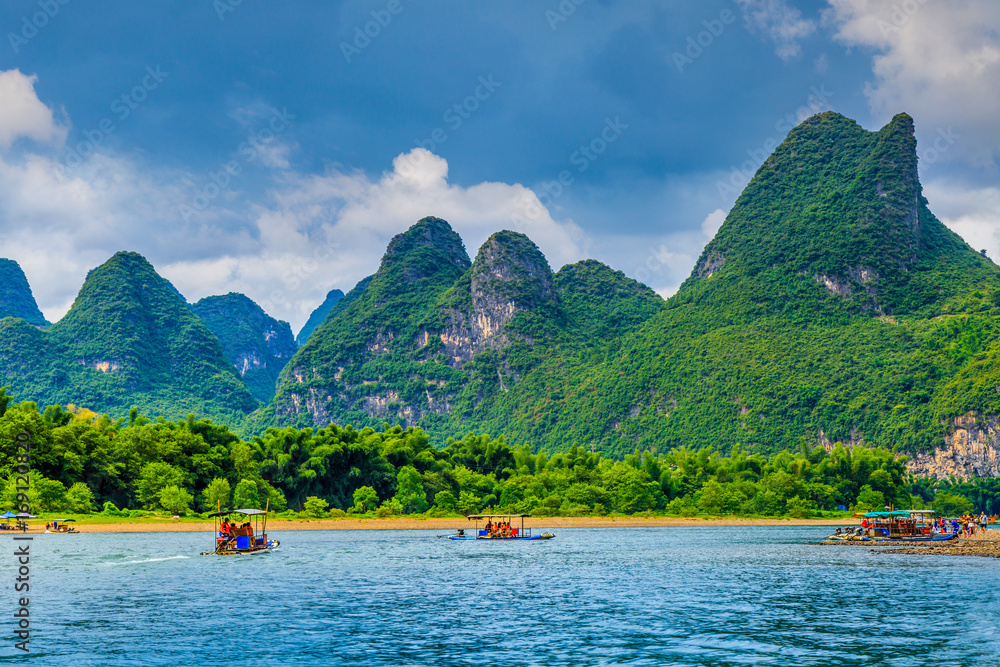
<box><xmin>0</xmin><ymin>252</ymin><xmax>258</xmax><ymax>421</ymax></box>
<box><xmin>501</xmin><ymin>112</ymin><xmax>1000</xmax><ymax>457</ymax></box>
<box><xmin>269</xmin><ymin>112</ymin><xmax>1000</xmax><ymax>460</ymax></box>
<box><xmin>271</xmin><ymin>219</ymin><xmax>666</xmax><ymax>439</ymax></box>
<box><xmin>273</xmin><ymin>217</ymin><xmax>474</xmax><ymax>427</ymax></box>
<box><xmin>683</xmin><ymin>112</ymin><xmax>997</xmax><ymax>320</ymax></box>
<box><xmin>0</xmin><ymin>259</ymin><xmax>48</xmax><ymax>327</ymax></box>
<box><xmin>296</xmin><ymin>289</ymin><xmax>344</xmax><ymax>346</ymax></box>
<box><xmin>192</xmin><ymin>293</ymin><xmax>297</xmax><ymax>402</ymax></box>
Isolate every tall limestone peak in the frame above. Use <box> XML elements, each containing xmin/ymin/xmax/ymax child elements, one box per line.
<box><xmin>296</xmin><ymin>288</ymin><xmax>344</xmax><ymax>346</ymax></box>
<box><xmin>687</xmin><ymin>111</ymin><xmax>997</xmax><ymax>317</ymax></box>
<box><xmin>471</xmin><ymin>230</ymin><xmax>557</xmax><ymax>312</ymax></box>
<box><xmin>435</xmin><ymin>230</ymin><xmax>558</xmax><ymax>365</ymax></box>
<box><xmin>192</xmin><ymin>292</ymin><xmax>297</xmax><ymax>402</ymax></box>
<box><xmin>274</xmin><ymin>219</ymin><xmax>472</xmax><ymax>426</ymax></box>
<box><xmin>0</xmin><ymin>259</ymin><xmax>49</xmax><ymax>327</ymax></box>
<box><xmin>381</xmin><ymin>216</ymin><xmax>471</xmax><ymax>282</ymax></box>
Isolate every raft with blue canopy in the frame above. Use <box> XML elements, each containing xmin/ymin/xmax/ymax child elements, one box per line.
<box><xmin>859</xmin><ymin>509</ymin><xmax>957</xmax><ymax>541</ymax></box>
<box><xmin>447</xmin><ymin>514</ymin><xmax>554</xmax><ymax>541</ymax></box>
<box><xmin>201</xmin><ymin>506</ymin><xmax>280</xmax><ymax>555</ymax></box>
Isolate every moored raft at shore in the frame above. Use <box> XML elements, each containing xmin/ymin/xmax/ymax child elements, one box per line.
<box><xmin>830</xmin><ymin>510</ymin><xmax>958</xmax><ymax>543</ymax></box>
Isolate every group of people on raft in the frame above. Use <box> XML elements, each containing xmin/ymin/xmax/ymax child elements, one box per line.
<box><xmin>484</xmin><ymin>519</ymin><xmax>518</xmax><ymax>539</ymax></box>
<box><xmin>219</xmin><ymin>518</ymin><xmax>254</xmax><ymax>544</ymax></box>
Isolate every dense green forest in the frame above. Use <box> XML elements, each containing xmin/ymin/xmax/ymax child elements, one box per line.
<box><xmin>1</xmin><ymin>389</ymin><xmax>993</xmax><ymax>520</ymax></box>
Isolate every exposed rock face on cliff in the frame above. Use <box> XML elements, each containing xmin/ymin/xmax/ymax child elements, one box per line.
<box><xmin>436</xmin><ymin>231</ymin><xmax>558</xmax><ymax>365</ymax></box>
<box><xmin>192</xmin><ymin>293</ymin><xmax>297</xmax><ymax>402</ymax></box>
<box><xmin>906</xmin><ymin>413</ymin><xmax>1000</xmax><ymax>479</ymax></box>
<box><xmin>0</xmin><ymin>259</ymin><xmax>48</xmax><ymax>327</ymax></box>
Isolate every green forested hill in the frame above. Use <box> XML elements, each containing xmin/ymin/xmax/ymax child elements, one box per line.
<box><xmin>272</xmin><ymin>218</ymin><xmax>667</xmax><ymax>440</ymax></box>
<box><xmin>0</xmin><ymin>259</ymin><xmax>49</xmax><ymax>327</ymax></box>
<box><xmin>270</xmin><ymin>112</ymin><xmax>1000</xmax><ymax>458</ymax></box>
<box><xmin>0</xmin><ymin>252</ymin><xmax>258</xmax><ymax>421</ymax></box>
<box><xmin>472</xmin><ymin>113</ymin><xmax>1000</xmax><ymax>457</ymax></box>
<box><xmin>1</xmin><ymin>112</ymin><xmax>997</xmax><ymax>462</ymax></box>
<box><xmin>192</xmin><ymin>293</ymin><xmax>297</xmax><ymax>402</ymax></box>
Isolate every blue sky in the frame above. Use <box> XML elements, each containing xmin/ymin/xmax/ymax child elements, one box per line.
<box><xmin>0</xmin><ymin>0</ymin><xmax>997</xmax><ymax>331</ymax></box>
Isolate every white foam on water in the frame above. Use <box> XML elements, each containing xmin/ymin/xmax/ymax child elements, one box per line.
<box><xmin>104</xmin><ymin>555</ymin><xmax>191</xmax><ymax>566</ymax></box>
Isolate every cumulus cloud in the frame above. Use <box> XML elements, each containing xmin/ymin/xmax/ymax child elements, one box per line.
<box><xmin>160</xmin><ymin>149</ymin><xmax>590</xmax><ymax>329</ymax></box>
<box><xmin>0</xmin><ymin>70</ymin><xmax>67</xmax><ymax>149</ymax></box>
<box><xmin>585</xmin><ymin>206</ymin><xmax>731</xmax><ymax>302</ymax></box>
<box><xmin>0</xmin><ymin>71</ymin><xmax>590</xmax><ymax>331</ymax></box>
<box><xmin>700</xmin><ymin>208</ymin><xmax>727</xmax><ymax>238</ymax></box>
<box><xmin>824</xmin><ymin>0</ymin><xmax>1000</xmax><ymax>167</ymax></box>
<box><xmin>736</xmin><ymin>0</ymin><xmax>817</xmax><ymax>60</ymax></box>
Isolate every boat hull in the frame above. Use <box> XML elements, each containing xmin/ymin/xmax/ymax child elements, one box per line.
<box><xmin>448</xmin><ymin>534</ymin><xmax>554</xmax><ymax>541</ymax></box>
<box><xmin>862</xmin><ymin>534</ymin><xmax>958</xmax><ymax>543</ymax></box>
<box><xmin>201</xmin><ymin>539</ymin><xmax>280</xmax><ymax>555</ymax></box>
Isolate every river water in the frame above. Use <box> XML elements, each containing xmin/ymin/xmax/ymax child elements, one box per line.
<box><xmin>5</xmin><ymin>526</ymin><xmax>1000</xmax><ymax>665</ymax></box>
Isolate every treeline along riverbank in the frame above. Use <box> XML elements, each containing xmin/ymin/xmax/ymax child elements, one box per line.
<box><xmin>1</xmin><ymin>388</ymin><xmax>996</xmax><ymax>520</ymax></box>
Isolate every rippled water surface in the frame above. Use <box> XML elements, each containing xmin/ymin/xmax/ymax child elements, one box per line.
<box><xmin>6</xmin><ymin>527</ymin><xmax>1000</xmax><ymax>665</ymax></box>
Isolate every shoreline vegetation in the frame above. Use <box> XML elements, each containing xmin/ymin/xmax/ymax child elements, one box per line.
<box><xmin>2</xmin><ymin>390</ymin><xmax>996</xmax><ymax>529</ymax></box>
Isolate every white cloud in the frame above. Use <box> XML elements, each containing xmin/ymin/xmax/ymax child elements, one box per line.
<box><xmin>923</xmin><ymin>180</ymin><xmax>1000</xmax><ymax>262</ymax></box>
<box><xmin>700</xmin><ymin>208</ymin><xmax>727</xmax><ymax>238</ymax></box>
<box><xmin>824</xmin><ymin>0</ymin><xmax>1000</xmax><ymax>168</ymax></box>
<box><xmin>0</xmin><ymin>72</ymin><xmax>591</xmax><ymax>332</ymax></box>
<box><xmin>0</xmin><ymin>70</ymin><xmax>67</xmax><ymax>149</ymax></box>
<box><xmin>1</xmin><ymin>145</ymin><xmax>590</xmax><ymax>331</ymax></box>
<box><xmin>585</xmin><ymin>205</ymin><xmax>731</xmax><ymax>302</ymax></box>
<box><xmin>736</xmin><ymin>0</ymin><xmax>817</xmax><ymax>60</ymax></box>
<box><xmin>160</xmin><ymin>148</ymin><xmax>590</xmax><ymax>329</ymax></box>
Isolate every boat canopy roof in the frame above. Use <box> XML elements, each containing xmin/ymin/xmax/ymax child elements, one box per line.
<box><xmin>863</xmin><ymin>511</ymin><xmax>912</xmax><ymax>518</ymax></box>
<box><xmin>207</xmin><ymin>508</ymin><xmax>268</xmax><ymax>517</ymax></box>
<box><xmin>465</xmin><ymin>514</ymin><xmax>530</xmax><ymax>519</ymax></box>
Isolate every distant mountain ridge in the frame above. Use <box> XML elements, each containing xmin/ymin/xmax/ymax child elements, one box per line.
<box><xmin>1</xmin><ymin>112</ymin><xmax>998</xmax><ymax>465</ymax></box>
<box><xmin>192</xmin><ymin>293</ymin><xmax>297</xmax><ymax>402</ymax></box>
<box><xmin>0</xmin><ymin>259</ymin><xmax>48</xmax><ymax>327</ymax></box>
<box><xmin>268</xmin><ymin>112</ymin><xmax>1000</xmax><ymax>460</ymax></box>
<box><xmin>269</xmin><ymin>217</ymin><xmax>665</xmax><ymax>436</ymax></box>
<box><xmin>297</xmin><ymin>289</ymin><xmax>344</xmax><ymax>346</ymax></box>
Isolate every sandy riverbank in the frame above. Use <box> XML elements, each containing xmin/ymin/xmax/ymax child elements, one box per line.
<box><xmin>28</xmin><ymin>516</ymin><xmax>857</xmax><ymax>534</ymax></box>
